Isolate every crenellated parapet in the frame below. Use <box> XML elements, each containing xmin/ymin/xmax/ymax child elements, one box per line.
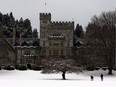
<box><xmin>50</xmin><ymin>21</ymin><xmax>74</xmax><ymax>29</ymax></box>
<box><xmin>40</xmin><ymin>13</ymin><xmax>74</xmax><ymax>30</ymax></box>
<box><xmin>40</xmin><ymin>13</ymin><xmax>51</xmax><ymax>20</ymax></box>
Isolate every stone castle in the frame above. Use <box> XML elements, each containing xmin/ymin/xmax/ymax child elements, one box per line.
<box><xmin>0</xmin><ymin>13</ymin><xmax>115</xmax><ymax>68</ymax></box>
<box><xmin>0</xmin><ymin>13</ymin><xmax>74</xmax><ymax>67</ymax></box>
<box><xmin>40</xmin><ymin>13</ymin><xmax>74</xmax><ymax>59</ymax></box>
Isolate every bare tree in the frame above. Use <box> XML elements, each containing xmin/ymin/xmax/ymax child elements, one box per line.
<box><xmin>85</xmin><ymin>10</ymin><xmax>116</xmax><ymax>75</ymax></box>
<box><xmin>41</xmin><ymin>58</ymin><xmax>82</xmax><ymax>80</ymax></box>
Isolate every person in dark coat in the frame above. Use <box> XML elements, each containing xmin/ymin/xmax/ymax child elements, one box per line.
<box><xmin>100</xmin><ymin>74</ymin><xmax>103</xmax><ymax>81</ymax></box>
<box><xmin>90</xmin><ymin>75</ymin><xmax>94</xmax><ymax>81</ymax></box>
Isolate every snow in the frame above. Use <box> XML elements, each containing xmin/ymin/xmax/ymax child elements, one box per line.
<box><xmin>0</xmin><ymin>70</ymin><xmax>116</xmax><ymax>87</ymax></box>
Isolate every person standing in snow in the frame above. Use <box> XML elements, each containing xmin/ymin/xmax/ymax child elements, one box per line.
<box><xmin>100</xmin><ymin>74</ymin><xmax>103</xmax><ymax>81</ymax></box>
<box><xmin>90</xmin><ymin>75</ymin><xmax>94</xmax><ymax>81</ymax></box>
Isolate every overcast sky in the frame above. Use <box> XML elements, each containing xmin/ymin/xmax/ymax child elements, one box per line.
<box><xmin>0</xmin><ymin>0</ymin><xmax>115</xmax><ymax>30</ymax></box>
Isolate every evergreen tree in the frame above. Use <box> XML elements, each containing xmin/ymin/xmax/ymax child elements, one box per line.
<box><xmin>32</xmin><ymin>28</ymin><xmax>38</xmax><ymax>38</ymax></box>
<box><xmin>0</xmin><ymin>12</ymin><xmax>37</xmax><ymax>38</ymax></box>
<box><xmin>74</xmin><ymin>24</ymin><xmax>84</xmax><ymax>46</ymax></box>
<box><xmin>74</xmin><ymin>24</ymin><xmax>84</xmax><ymax>38</ymax></box>
<box><xmin>0</xmin><ymin>12</ymin><xmax>2</xmax><ymax>23</ymax></box>
<box><xmin>23</xmin><ymin>19</ymin><xmax>32</xmax><ymax>38</ymax></box>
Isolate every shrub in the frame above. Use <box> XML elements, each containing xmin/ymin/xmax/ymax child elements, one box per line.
<box><xmin>113</xmin><ymin>67</ymin><xmax>116</xmax><ymax>71</ymax></box>
<box><xmin>5</xmin><ymin>66</ymin><xmax>15</xmax><ymax>70</ymax></box>
<box><xmin>15</xmin><ymin>65</ymin><xmax>20</xmax><ymax>70</ymax></box>
<box><xmin>86</xmin><ymin>67</ymin><xmax>95</xmax><ymax>71</ymax></box>
<box><xmin>32</xmin><ymin>66</ymin><xmax>42</xmax><ymax>71</ymax></box>
<box><xmin>1</xmin><ymin>66</ymin><xmax>5</xmax><ymax>70</ymax></box>
<box><xmin>102</xmin><ymin>67</ymin><xmax>108</xmax><ymax>70</ymax></box>
<box><xmin>18</xmin><ymin>66</ymin><xmax>27</xmax><ymax>70</ymax></box>
<box><xmin>94</xmin><ymin>67</ymin><xmax>100</xmax><ymax>70</ymax></box>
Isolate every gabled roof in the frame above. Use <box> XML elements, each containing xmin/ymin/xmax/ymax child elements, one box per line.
<box><xmin>14</xmin><ymin>41</ymin><xmax>19</xmax><ymax>46</ymax></box>
<box><xmin>7</xmin><ymin>38</ymin><xmax>40</xmax><ymax>47</ymax></box>
<box><xmin>32</xmin><ymin>41</ymin><xmax>39</xmax><ymax>46</ymax></box>
<box><xmin>21</xmin><ymin>41</ymin><xmax>29</xmax><ymax>46</ymax></box>
<box><xmin>5</xmin><ymin>38</ymin><xmax>16</xmax><ymax>52</ymax></box>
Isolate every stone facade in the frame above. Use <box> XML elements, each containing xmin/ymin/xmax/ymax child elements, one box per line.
<box><xmin>0</xmin><ymin>26</ymin><xmax>40</xmax><ymax>66</ymax></box>
<box><xmin>13</xmin><ymin>38</ymin><xmax>40</xmax><ymax>66</ymax></box>
<box><xmin>15</xmin><ymin>46</ymin><xmax>40</xmax><ymax>66</ymax></box>
<box><xmin>0</xmin><ymin>13</ymin><xmax>115</xmax><ymax>68</ymax></box>
<box><xmin>40</xmin><ymin>13</ymin><xmax>74</xmax><ymax>59</ymax></box>
<box><xmin>0</xmin><ymin>27</ymin><xmax>16</xmax><ymax>66</ymax></box>
<box><xmin>73</xmin><ymin>43</ymin><xmax>109</xmax><ymax>67</ymax></box>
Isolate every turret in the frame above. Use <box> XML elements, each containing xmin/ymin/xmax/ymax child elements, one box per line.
<box><xmin>40</xmin><ymin>13</ymin><xmax>51</xmax><ymax>47</ymax></box>
<box><xmin>40</xmin><ymin>13</ymin><xmax>51</xmax><ymax>20</ymax></box>
<box><xmin>40</xmin><ymin>13</ymin><xmax>51</xmax><ymax>29</ymax></box>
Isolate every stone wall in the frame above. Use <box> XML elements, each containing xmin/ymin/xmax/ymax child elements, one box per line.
<box><xmin>15</xmin><ymin>46</ymin><xmax>40</xmax><ymax>65</ymax></box>
<box><xmin>40</xmin><ymin>13</ymin><xmax>74</xmax><ymax>59</ymax></box>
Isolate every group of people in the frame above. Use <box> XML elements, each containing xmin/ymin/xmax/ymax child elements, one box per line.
<box><xmin>91</xmin><ymin>74</ymin><xmax>103</xmax><ymax>81</ymax></box>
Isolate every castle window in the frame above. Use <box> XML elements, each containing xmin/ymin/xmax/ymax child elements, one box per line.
<box><xmin>22</xmin><ymin>60</ymin><xmax>25</xmax><ymax>64</ymax></box>
<box><xmin>67</xmin><ymin>50</ymin><xmax>70</xmax><ymax>56</ymax></box>
<box><xmin>43</xmin><ymin>20</ymin><xmax>47</xmax><ymax>23</ymax></box>
<box><xmin>53</xmin><ymin>49</ymin><xmax>59</xmax><ymax>55</ymax></box>
<box><xmin>41</xmin><ymin>26</ymin><xmax>46</xmax><ymax>29</ymax></box>
<box><xmin>43</xmin><ymin>41</ymin><xmax>45</xmax><ymax>46</ymax></box>
<box><xmin>49</xmin><ymin>41</ymin><xmax>52</xmax><ymax>46</ymax></box>
<box><xmin>61</xmin><ymin>43</ymin><xmax>63</xmax><ymax>46</ymax></box>
<box><xmin>52</xmin><ymin>34</ymin><xmax>61</xmax><ymax>37</ymax></box>
<box><xmin>53</xmin><ymin>43</ymin><xmax>59</xmax><ymax>46</ymax></box>
<box><xmin>61</xmin><ymin>50</ymin><xmax>64</xmax><ymax>55</ymax></box>
<box><xmin>26</xmin><ymin>60</ymin><xmax>33</xmax><ymax>64</ymax></box>
<box><xmin>24</xmin><ymin>50</ymin><xmax>30</xmax><ymax>55</ymax></box>
<box><xmin>42</xmin><ymin>49</ymin><xmax>46</xmax><ymax>55</ymax></box>
<box><xmin>49</xmin><ymin>49</ymin><xmax>52</xmax><ymax>55</ymax></box>
<box><xmin>43</xmin><ymin>33</ymin><xmax>45</xmax><ymax>38</ymax></box>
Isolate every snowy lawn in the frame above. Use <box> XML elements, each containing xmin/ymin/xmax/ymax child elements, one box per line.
<box><xmin>0</xmin><ymin>70</ymin><xmax>116</xmax><ymax>87</ymax></box>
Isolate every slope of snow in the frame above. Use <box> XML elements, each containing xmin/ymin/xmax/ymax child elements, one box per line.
<box><xmin>0</xmin><ymin>70</ymin><xmax>115</xmax><ymax>87</ymax></box>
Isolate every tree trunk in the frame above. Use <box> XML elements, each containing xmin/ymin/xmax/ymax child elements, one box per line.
<box><xmin>107</xmin><ymin>50</ymin><xmax>113</xmax><ymax>75</ymax></box>
<box><xmin>62</xmin><ymin>71</ymin><xmax>66</xmax><ymax>80</ymax></box>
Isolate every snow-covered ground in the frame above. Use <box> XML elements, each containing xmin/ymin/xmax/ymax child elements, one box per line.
<box><xmin>0</xmin><ymin>70</ymin><xmax>116</xmax><ymax>87</ymax></box>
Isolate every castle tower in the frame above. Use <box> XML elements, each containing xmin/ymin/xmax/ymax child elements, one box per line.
<box><xmin>40</xmin><ymin>13</ymin><xmax>51</xmax><ymax>47</ymax></box>
<box><xmin>40</xmin><ymin>13</ymin><xmax>51</xmax><ymax>28</ymax></box>
<box><xmin>39</xmin><ymin>13</ymin><xmax>74</xmax><ymax>59</ymax></box>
